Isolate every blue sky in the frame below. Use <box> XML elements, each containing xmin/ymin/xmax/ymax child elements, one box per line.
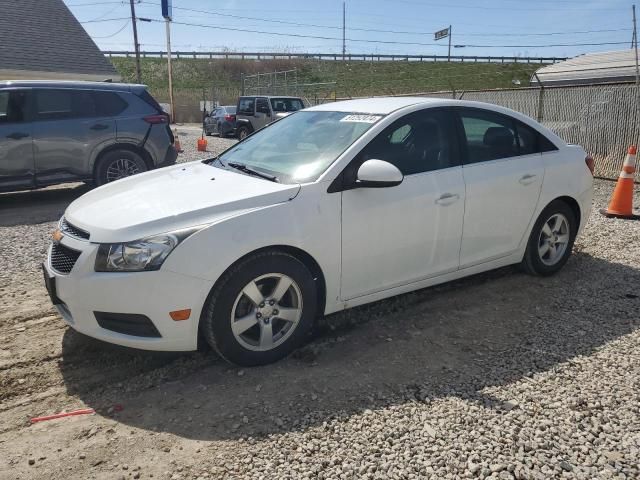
<box><xmin>66</xmin><ymin>0</ymin><xmax>634</xmax><ymax>59</ymax></box>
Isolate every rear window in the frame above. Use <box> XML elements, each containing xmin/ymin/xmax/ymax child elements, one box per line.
<box><xmin>225</xmin><ymin>106</ymin><xmax>236</xmax><ymax>114</ymax></box>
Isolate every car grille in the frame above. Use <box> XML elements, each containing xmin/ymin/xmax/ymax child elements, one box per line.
<box><xmin>60</xmin><ymin>218</ymin><xmax>90</xmax><ymax>240</ymax></box>
<box><xmin>50</xmin><ymin>243</ymin><xmax>82</xmax><ymax>274</ymax></box>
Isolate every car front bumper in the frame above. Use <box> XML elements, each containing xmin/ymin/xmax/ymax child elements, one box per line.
<box><xmin>43</xmin><ymin>235</ymin><xmax>210</xmax><ymax>351</ymax></box>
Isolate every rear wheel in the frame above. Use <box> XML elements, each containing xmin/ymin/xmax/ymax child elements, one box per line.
<box><xmin>237</xmin><ymin>125</ymin><xmax>250</xmax><ymax>140</ymax></box>
<box><xmin>521</xmin><ymin>200</ymin><xmax>577</xmax><ymax>276</ymax></box>
<box><xmin>201</xmin><ymin>251</ymin><xmax>317</xmax><ymax>366</ymax></box>
<box><xmin>95</xmin><ymin>149</ymin><xmax>147</xmax><ymax>186</ymax></box>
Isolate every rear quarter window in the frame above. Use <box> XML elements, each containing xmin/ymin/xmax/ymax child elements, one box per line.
<box><xmin>238</xmin><ymin>98</ymin><xmax>255</xmax><ymax>115</ymax></box>
<box><xmin>94</xmin><ymin>91</ymin><xmax>128</xmax><ymax>116</ymax></box>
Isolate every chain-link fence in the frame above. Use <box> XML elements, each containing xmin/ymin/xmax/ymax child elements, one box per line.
<box><xmin>242</xmin><ymin>69</ymin><xmax>337</xmax><ymax>106</ymax></box>
<box><xmin>328</xmin><ymin>83</ymin><xmax>639</xmax><ymax>180</ymax></box>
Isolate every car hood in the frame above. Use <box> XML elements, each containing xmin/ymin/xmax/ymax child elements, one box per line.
<box><xmin>64</xmin><ymin>162</ymin><xmax>300</xmax><ymax>243</ymax></box>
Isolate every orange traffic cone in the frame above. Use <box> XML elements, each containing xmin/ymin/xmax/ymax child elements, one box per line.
<box><xmin>173</xmin><ymin>129</ymin><xmax>183</xmax><ymax>153</ymax></box>
<box><xmin>197</xmin><ymin>137</ymin><xmax>208</xmax><ymax>152</ymax></box>
<box><xmin>600</xmin><ymin>145</ymin><xmax>639</xmax><ymax>220</ymax></box>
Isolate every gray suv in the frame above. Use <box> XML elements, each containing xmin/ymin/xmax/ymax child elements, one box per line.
<box><xmin>0</xmin><ymin>81</ymin><xmax>177</xmax><ymax>192</ymax></box>
<box><xmin>235</xmin><ymin>96</ymin><xmax>305</xmax><ymax>140</ymax></box>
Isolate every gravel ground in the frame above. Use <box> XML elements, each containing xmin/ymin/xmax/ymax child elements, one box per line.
<box><xmin>0</xmin><ymin>135</ymin><xmax>639</xmax><ymax>479</ymax></box>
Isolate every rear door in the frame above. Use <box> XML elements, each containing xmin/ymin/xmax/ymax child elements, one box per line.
<box><xmin>455</xmin><ymin>107</ymin><xmax>545</xmax><ymax>267</ymax></box>
<box><xmin>32</xmin><ymin>88</ymin><xmax>116</xmax><ymax>185</ymax></box>
<box><xmin>0</xmin><ymin>89</ymin><xmax>34</xmax><ymax>190</ymax></box>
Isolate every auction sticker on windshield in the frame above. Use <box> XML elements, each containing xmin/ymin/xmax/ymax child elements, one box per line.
<box><xmin>340</xmin><ymin>114</ymin><xmax>383</xmax><ymax>123</ymax></box>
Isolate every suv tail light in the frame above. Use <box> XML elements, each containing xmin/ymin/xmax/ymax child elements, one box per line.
<box><xmin>143</xmin><ymin>114</ymin><xmax>169</xmax><ymax>124</ymax></box>
<box><xmin>585</xmin><ymin>155</ymin><xmax>595</xmax><ymax>175</ymax></box>
<box><xmin>224</xmin><ymin>114</ymin><xmax>235</xmax><ymax>122</ymax></box>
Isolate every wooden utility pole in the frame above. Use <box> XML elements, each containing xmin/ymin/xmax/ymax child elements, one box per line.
<box><xmin>166</xmin><ymin>18</ymin><xmax>175</xmax><ymax>122</ymax></box>
<box><xmin>342</xmin><ymin>2</ymin><xmax>346</xmax><ymax>60</ymax></box>
<box><xmin>633</xmin><ymin>5</ymin><xmax>639</xmax><ymax>86</ymax></box>
<box><xmin>129</xmin><ymin>0</ymin><xmax>142</xmax><ymax>83</ymax></box>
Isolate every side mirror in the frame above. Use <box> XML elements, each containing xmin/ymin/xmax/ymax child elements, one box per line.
<box><xmin>356</xmin><ymin>159</ymin><xmax>403</xmax><ymax>188</ymax></box>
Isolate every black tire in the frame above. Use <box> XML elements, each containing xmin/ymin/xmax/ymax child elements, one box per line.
<box><xmin>201</xmin><ymin>251</ymin><xmax>318</xmax><ymax>366</ymax></box>
<box><xmin>95</xmin><ymin>149</ymin><xmax>147</xmax><ymax>186</ymax></box>
<box><xmin>521</xmin><ymin>200</ymin><xmax>577</xmax><ymax>276</ymax></box>
<box><xmin>236</xmin><ymin>125</ymin><xmax>250</xmax><ymax>140</ymax></box>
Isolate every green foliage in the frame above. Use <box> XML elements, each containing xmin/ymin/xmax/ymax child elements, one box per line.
<box><xmin>110</xmin><ymin>56</ymin><xmax>541</xmax><ymax>101</ymax></box>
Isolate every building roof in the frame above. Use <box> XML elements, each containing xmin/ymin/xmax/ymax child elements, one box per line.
<box><xmin>0</xmin><ymin>0</ymin><xmax>119</xmax><ymax>80</ymax></box>
<box><xmin>531</xmin><ymin>50</ymin><xmax>638</xmax><ymax>86</ymax></box>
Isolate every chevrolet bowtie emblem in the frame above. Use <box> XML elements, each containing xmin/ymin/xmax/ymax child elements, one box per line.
<box><xmin>52</xmin><ymin>229</ymin><xmax>63</xmax><ymax>243</ymax></box>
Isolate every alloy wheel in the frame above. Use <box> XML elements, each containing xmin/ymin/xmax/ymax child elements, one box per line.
<box><xmin>537</xmin><ymin>213</ymin><xmax>570</xmax><ymax>266</ymax></box>
<box><xmin>105</xmin><ymin>158</ymin><xmax>141</xmax><ymax>182</ymax></box>
<box><xmin>230</xmin><ymin>273</ymin><xmax>303</xmax><ymax>352</ymax></box>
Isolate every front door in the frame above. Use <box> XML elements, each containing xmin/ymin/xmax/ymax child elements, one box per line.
<box><xmin>340</xmin><ymin>108</ymin><xmax>465</xmax><ymax>300</ymax></box>
<box><xmin>0</xmin><ymin>89</ymin><xmax>34</xmax><ymax>191</ymax></box>
<box><xmin>254</xmin><ymin>97</ymin><xmax>272</xmax><ymax>130</ymax></box>
<box><xmin>455</xmin><ymin>107</ymin><xmax>545</xmax><ymax>267</ymax></box>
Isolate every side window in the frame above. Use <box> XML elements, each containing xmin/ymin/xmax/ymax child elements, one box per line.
<box><xmin>459</xmin><ymin>109</ymin><xmax>518</xmax><ymax>163</ymax></box>
<box><xmin>93</xmin><ymin>91</ymin><xmax>128</xmax><ymax>117</ymax></box>
<box><xmin>256</xmin><ymin>98</ymin><xmax>270</xmax><ymax>115</ymax></box>
<box><xmin>238</xmin><ymin>98</ymin><xmax>255</xmax><ymax>115</ymax></box>
<box><xmin>0</xmin><ymin>90</ymin><xmax>28</xmax><ymax>123</ymax></box>
<box><xmin>35</xmin><ymin>89</ymin><xmax>96</xmax><ymax>120</ymax></box>
<box><xmin>359</xmin><ymin>109</ymin><xmax>457</xmax><ymax>176</ymax></box>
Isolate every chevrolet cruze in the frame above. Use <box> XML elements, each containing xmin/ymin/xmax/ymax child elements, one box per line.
<box><xmin>44</xmin><ymin>97</ymin><xmax>593</xmax><ymax>366</ymax></box>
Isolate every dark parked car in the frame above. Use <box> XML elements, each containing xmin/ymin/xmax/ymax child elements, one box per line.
<box><xmin>203</xmin><ymin>105</ymin><xmax>236</xmax><ymax>136</ymax></box>
<box><xmin>0</xmin><ymin>81</ymin><xmax>177</xmax><ymax>192</ymax></box>
<box><xmin>235</xmin><ymin>96</ymin><xmax>305</xmax><ymax>140</ymax></box>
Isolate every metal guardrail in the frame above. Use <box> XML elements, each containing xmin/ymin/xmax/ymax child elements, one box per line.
<box><xmin>103</xmin><ymin>51</ymin><xmax>566</xmax><ymax>64</ymax></box>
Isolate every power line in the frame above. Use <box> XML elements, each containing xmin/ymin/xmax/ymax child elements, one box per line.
<box><xmin>92</xmin><ymin>20</ymin><xmax>130</xmax><ymax>38</ymax></box>
<box><xmin>80</xmin><ymin>16</ymin><xmax>130</xmax><ymax>23</ymax></box>
<box><xmin>135</xmin><ymin>3</ymin><xmax>629</xmax><ymax>38</ymax></box>
<box><xmin>141</xmin><ymin>18</ymin><xmax>630</xmax><ymax>49</ymax></box>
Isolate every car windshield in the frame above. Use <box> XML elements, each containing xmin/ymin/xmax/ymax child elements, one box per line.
<box><xmin>216</xmin><ymin>111</ymin><xmax>383</xmax><ymax>183</ymax></box>
<box><xmin>270</xmin><ymin>98</ymin><xmax>304</xmax><ymax>112</ymax></box>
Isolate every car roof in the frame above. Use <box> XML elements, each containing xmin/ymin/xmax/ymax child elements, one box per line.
<box><xmin>306</xmin><ymin>97</ymin><xmax>452</xmax><ymax>114</ymax></box>
<box><xmin>0</xmin><ymin>80</ymin><xmax>146</xmax><ymax>92</ymax></box>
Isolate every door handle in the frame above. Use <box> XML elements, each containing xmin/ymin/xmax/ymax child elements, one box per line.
<box><xmin>90</xmin><ymin>124</ymin><xmax>109</xmax><ymax>131</ymax></box>
<box><xmin>519</xmin><ymin>174</ymin><xmax>537</xmax><ymax>185</ymax></box>
<box><xmin>6</xmin><ymin>132</ymin><xmax>29</xmax><ymax>140</ymax></box>
<box><xmin>435</xmin><ymin>193</ymin><xmax>460</xmax><ymax>206</ymax></box>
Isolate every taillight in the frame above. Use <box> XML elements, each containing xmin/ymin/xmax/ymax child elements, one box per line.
<box><xmin>224</xmin><ymin>114</ymin><xmax>235</xmax><ymax>122</ymax></box>
<box><xmin>585</xmin><ymin>155</ymin><xmax>595</xmax><ymax>175</ymax></box>
<box><xmin>143</xmin><ymin>114</ymin><xmax>168</xmax><ymax>124</ymax></box>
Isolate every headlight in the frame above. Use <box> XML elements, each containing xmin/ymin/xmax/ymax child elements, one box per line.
<box><xmin>95</xmin><ymin>228</ymin><xmax>198</xmax><ymax>272</ymax></box>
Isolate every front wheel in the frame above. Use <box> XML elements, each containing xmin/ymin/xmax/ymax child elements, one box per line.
<box><xmin>200</xmin><ymin>251</ymin><xmax>318</xmax><ymax>366</ymax></box>
<box><xmin>521</xmin><ymin>200</ymin><xmax>577</xmax><ymax>276</ymax></box>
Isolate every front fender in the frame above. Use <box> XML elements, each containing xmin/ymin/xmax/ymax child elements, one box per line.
<box><xmin>162</xmin><ymin>181</ymin><xmax>342</xmax><ymax>315</ymax></box>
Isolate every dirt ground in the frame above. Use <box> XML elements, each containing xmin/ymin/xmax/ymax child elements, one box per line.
<box><xmin>0</xmin><ymin>167</ymin><xmax>639</xmax><ymax>479</ymax></box>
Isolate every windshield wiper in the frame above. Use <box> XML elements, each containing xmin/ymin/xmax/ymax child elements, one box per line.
<box><xmin>227</xmin><ymin>162</ymin><xmax>279</xmax><ymax>182</ymax></box>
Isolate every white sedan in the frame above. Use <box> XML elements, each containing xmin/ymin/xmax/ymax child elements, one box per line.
<box><xmin>44</xmin><ymin>97</ymin><xmax>593</xmax><ymax>366</ymax></box>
